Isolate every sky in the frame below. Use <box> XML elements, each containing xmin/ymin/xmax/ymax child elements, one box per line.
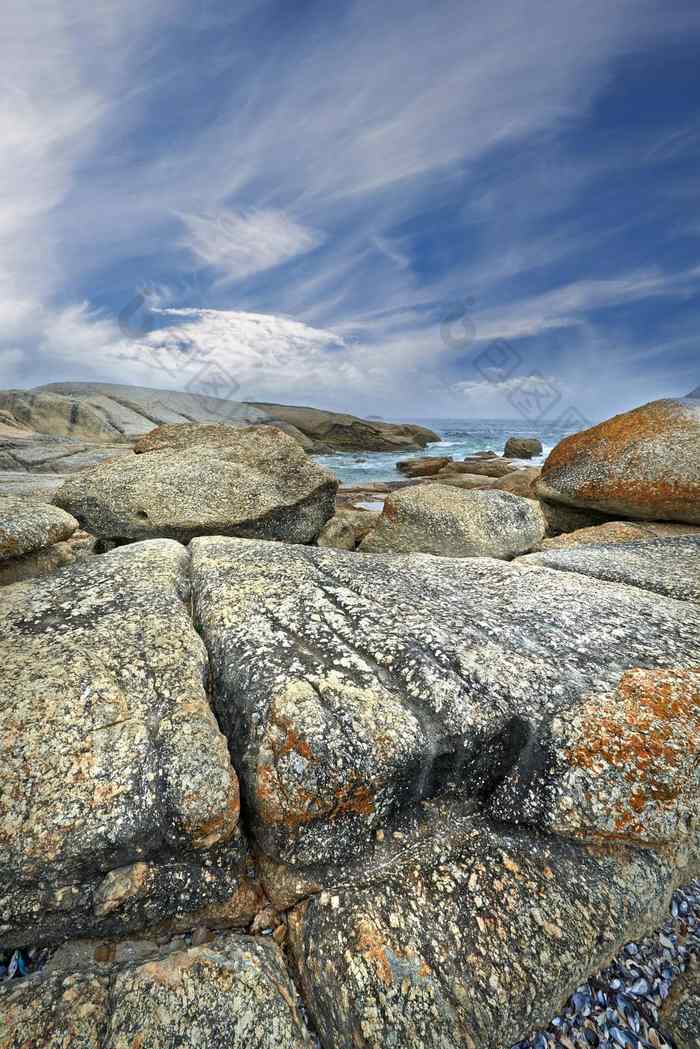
<box><xmin>1</xmin><ymin>0</ymin><xmax>699</xmax><ymax>423</ymax></box>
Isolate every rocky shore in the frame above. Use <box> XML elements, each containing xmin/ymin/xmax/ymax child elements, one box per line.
<box><xmin>0</xmin><ymin>389</ymin><xmax>698</xmax><ymax>1047</ymax></box>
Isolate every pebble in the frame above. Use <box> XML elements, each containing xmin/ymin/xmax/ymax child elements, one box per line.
<box><xmin>511</xmin><ymin>880</ymin><xmax>700</xmax><ymax>1049</ymax></box>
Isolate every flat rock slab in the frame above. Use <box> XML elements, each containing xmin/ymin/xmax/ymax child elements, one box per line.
<box><xmin>0</xmin><ymin>541</ymin><xmax>249</xmax><ymax>947</ymax></box>
<box><xmin>54</xmin><ymin>426</ymin><xmax>338</xmax><ymax>544</ymax></box>
<box><xmin>0</xmin><ymin>471</ymin><xmax>68</xmax><ymax>503</ymax></box>
<box><xmin>190</xmin><ymin>538</ymin><xmax>700</xmax><ymax>869</ymax></box>
<box><xmin>520</xmin><ymin>535</ymin><xmax>700</xmax><ymax>602</ymax></box>
<box><xmin>287</xmin><ymin>795</ymin><xmax>683</xmax><ymax>1049</ymax></box>
<box><xmin>0</xmin><ymin>933</ymin><xmax>314</xmax><ymax>1048</ymax></box>
<box><xmin>0</xmin><ymin>495</ymin><xmax>78</xmax><ymax>561</ymax></box>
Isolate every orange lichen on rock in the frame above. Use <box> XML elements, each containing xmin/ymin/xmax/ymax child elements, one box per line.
<box><xmin>563</xmin><ymin>668</ymin><xmax>700</xmax><ymax>843</ymax></box>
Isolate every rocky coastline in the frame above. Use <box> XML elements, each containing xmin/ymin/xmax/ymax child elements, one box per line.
<box><xmin>0</xmin><ymin>386</ymin><xmax>699</xmax><ymax>1048</ymax></box>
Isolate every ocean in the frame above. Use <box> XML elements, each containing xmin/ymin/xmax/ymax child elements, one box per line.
<box><xmin>313</xmin><ymin>417</ymin><xmax>578</xmax><ymax>487</ymax></box>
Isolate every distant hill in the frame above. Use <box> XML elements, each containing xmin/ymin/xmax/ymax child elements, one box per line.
<box><xmin>688</xmin><ymin>386</ymin><xmax>700</xmax><ymax>399</ymax></box>
<box><xmin>0</xmin><ymin>382</ymin><xmax>439</xmax><ymax>453</ymax></box>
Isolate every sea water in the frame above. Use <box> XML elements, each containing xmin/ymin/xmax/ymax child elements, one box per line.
<box><xmin>313</xmin><ymin>417</ymin><xmax>580</xmax><ymax>487</ymax></box>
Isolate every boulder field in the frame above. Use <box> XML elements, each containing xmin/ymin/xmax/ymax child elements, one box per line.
<box><xmin>2</xmin><ymin>530</ymin><xmax>698</xmax><ymax>1046</ymax></box>
<box><xmin>0</xmin><ymin>394</ymin><xmax>699</xmax><ymax>1046</ymax></box>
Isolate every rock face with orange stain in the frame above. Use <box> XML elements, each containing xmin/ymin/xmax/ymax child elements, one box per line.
<box><xmin>488</xmin><ymin>668</ymin><xmax>700</xmax><ymax>852</ymax></box>
<box><xmin>190</xmin><ymin>536</ymin><xmax>700</xmax><ymax>871</ymax></box>
<box><xmin>0</xmin><ymin>540</ymin><xmax>253</xmax><ymax>948</ymax></box>
<box><xmin>539</xmin><ymin>519</ymin><xmax>700</xmax><ymax>550</ymax></box>
<box><xmin>520</xmin><ymin>534</ymin><xmax>700</xmax><ymax>602</ymax></box>
<box><xmin>536</xmin><ymin>398</ymin><xmax>700</xmax><ymax>523</ymax></box>
<box><xmin>287</xmin><ymin>792</ymin><xmax>683</xmax><ymax>1049</ymax></box>
<box><xmin>0</xmin><ymin>932</ymin><xmax>314</xmax><ymax>1048</ymax></box>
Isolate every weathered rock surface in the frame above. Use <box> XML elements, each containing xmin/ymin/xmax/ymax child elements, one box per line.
<box><xmin>189</xmin><ymin>538</ymin><xmax>700</xmax><ymax>869</ymax></box>
<box><xmin>133</xmin><ymin>420</ymin><xmax>313</xmax><ymax>454</ymax></box>
<box><xmin>504</xmin><ymin>436</ymin><xmax>543</xmax><ymax>459</ymax></box>
<box><xmin>246</xmin><ymin>400</ymin><xmax>440</xmax><ymax>452</ymax></box>
<box><xmin>443</xmin><ymin>457</ymin><xmax>516</xmax><ymax>478</ymax></box>
<box><xmin>520</xmin><ymin>535</ymin><xmax>700</xmax><ymax>602</ymax></box>
<box><xmin>0</xmin><ymin>496</ymin><xmax>78</xmax><ymax>561</ymax></box>
<box><xmin>488</xmin><ymin>667</ymin><xmax>700</xmax><ymax>852</ymax></box>
<box><xmin>54</xmin><ymin>426</ymin><xmax>338</xmax><ymax>543</ymax></box>
<box><xmin>0</xmin><ymin>933</ymin><xmax>314</xmax><ymax>1047</ymax></box>
<box><xmin>536</xmin><ymin>398</ymin><xmax>700</xmax><ymax>523</ymax></box>
<box><xmin>541</xmin><ymin>519</ymin><xmax>700</xmax><ymax>550</ymax></box>
<box><xmin>396</xmin><ymin>456</ymin><xmax>453</xmax><ymax>477</ymax></box>
<box><xmin>358</xmin><ymin>486</ymin><xmax>546</xmax><ymax>559</ymax></box>
<box><xmin>287</xmin><ymin>793</ymin><xmax>684</xmax><ymax>1049</ymax></box>
<box><xmin>660</xmin><ymin>963</ymin><xmax>700</xmax><ymax>1048</ymax></box>
<box><xmin>492</xmin><ymin>466</ymin><xmax>541</xmax><ymax>498</ymax></box>
<box><xmin>0</xmin><ymin>541</ymin><xmax>255</xmax><ymax>948</ymax></box>
<box><xmin>316</xmin><ymin>509</ymin><xmax>381</xmax><ymax>550</ymax></box>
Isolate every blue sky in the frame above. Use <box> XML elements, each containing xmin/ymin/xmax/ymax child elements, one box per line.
<box><xmin>2</xmin><ymin>0</ymin><xmax>699</xmax><ymax>421</ymax></box>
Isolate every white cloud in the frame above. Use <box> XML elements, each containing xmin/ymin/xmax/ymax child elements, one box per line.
<box><xmin>178</xmin><ymin>208</ymin><xmax>324</xmax><ymax>283</ymax></box>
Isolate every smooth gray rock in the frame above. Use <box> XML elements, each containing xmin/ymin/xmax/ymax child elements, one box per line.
<box><xmin>519</xmin><ymin>535</ymin><xmax>700</xmax><ymax>602</ymax></box>
<box><xmin>536</xmin><ymin>398</ymin><xmax>700</xmax><ymax>523</ymax></box>
<box><xmin>359</xmin><ymin>486</ymin><xmax>546</xmax><ymax>559</ymax></box>
<box><xmin>34</xmin><ymin>381</ymin><xmax>269</xmax><ymax>438</ymax></box>
<box><xmin>53</xmin><ymin>426</ymin><xmax>338</xmax><ymax>543</ymax></box>
<box><xmin>0</xmin><ymin>541</ymin><xmax>256</xmax><ymax>948</ymax></box>
<box><xmin>189</xmin><ymin>538</ymin><xmax>700</xmax><ymax>870</ymax></box>
<box><xmin>287</xmin><ymin>793</ymin><xmax>684</xmax><ymax>1049</ymax></box>
<box><xmin>0</xmin><ymin>932</ymin><xmax>314</xmax><ymax>1048</ymax></box>
<box><xmin>0</xmin><ymin>496</ymin><xmax>78</xmax><ymax>561</ymax></box>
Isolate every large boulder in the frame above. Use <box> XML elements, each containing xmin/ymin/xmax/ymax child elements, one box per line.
<box><xmin>0</xmin><ymin>932</ymin><xmax>314</xmax><ymax>1047</ymax></box>
<box><xmin>0</xmin><ymin>541</ymin><xmax>256</xmax><ymax>948</ymax></box>
<box><xmin>287</xmin><ymin>793</ymin><xmax>682</xmax><ymax>1049</ymax></box>
<box><xmin>0</xmin><ymin>496</ymin><xmax>78</xmax><ymax>560</ymax></box>
<box><xmin>520</xmin><ymin>535</ymin><xmax>700</xmax><ymax>603</ymax></box>
<box><xmin>188</xmin><ymin>537</ymin><xmax>700</xmax><ymax>871</ymax></box>
<box><xmin>434</xmin><ymin>473</ymin><xmax>495</xmax><ymax>491</ymax></box>
<box><xmin>53</xmin><ymin>426</ymin><xmax>338</xmax><ymax>543</ymax></box>
<box><xmin>358</xmin><ymin>486</ymin><xmax>546</xmax><ymax>559</ymax></box>
<box><xmin>245</xmin><ymin>401</ymin><xmax>440</xmax><ymax>452</ymax></box>
<box><xmin>504</xmin><ymin>436</ymin><xmax>543</xmax><ymax>459</ymax></box>
<box><xmin>536</xmin><ymin>398</ymin><xmax>700</xmax><ymax>523</ymax></box>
